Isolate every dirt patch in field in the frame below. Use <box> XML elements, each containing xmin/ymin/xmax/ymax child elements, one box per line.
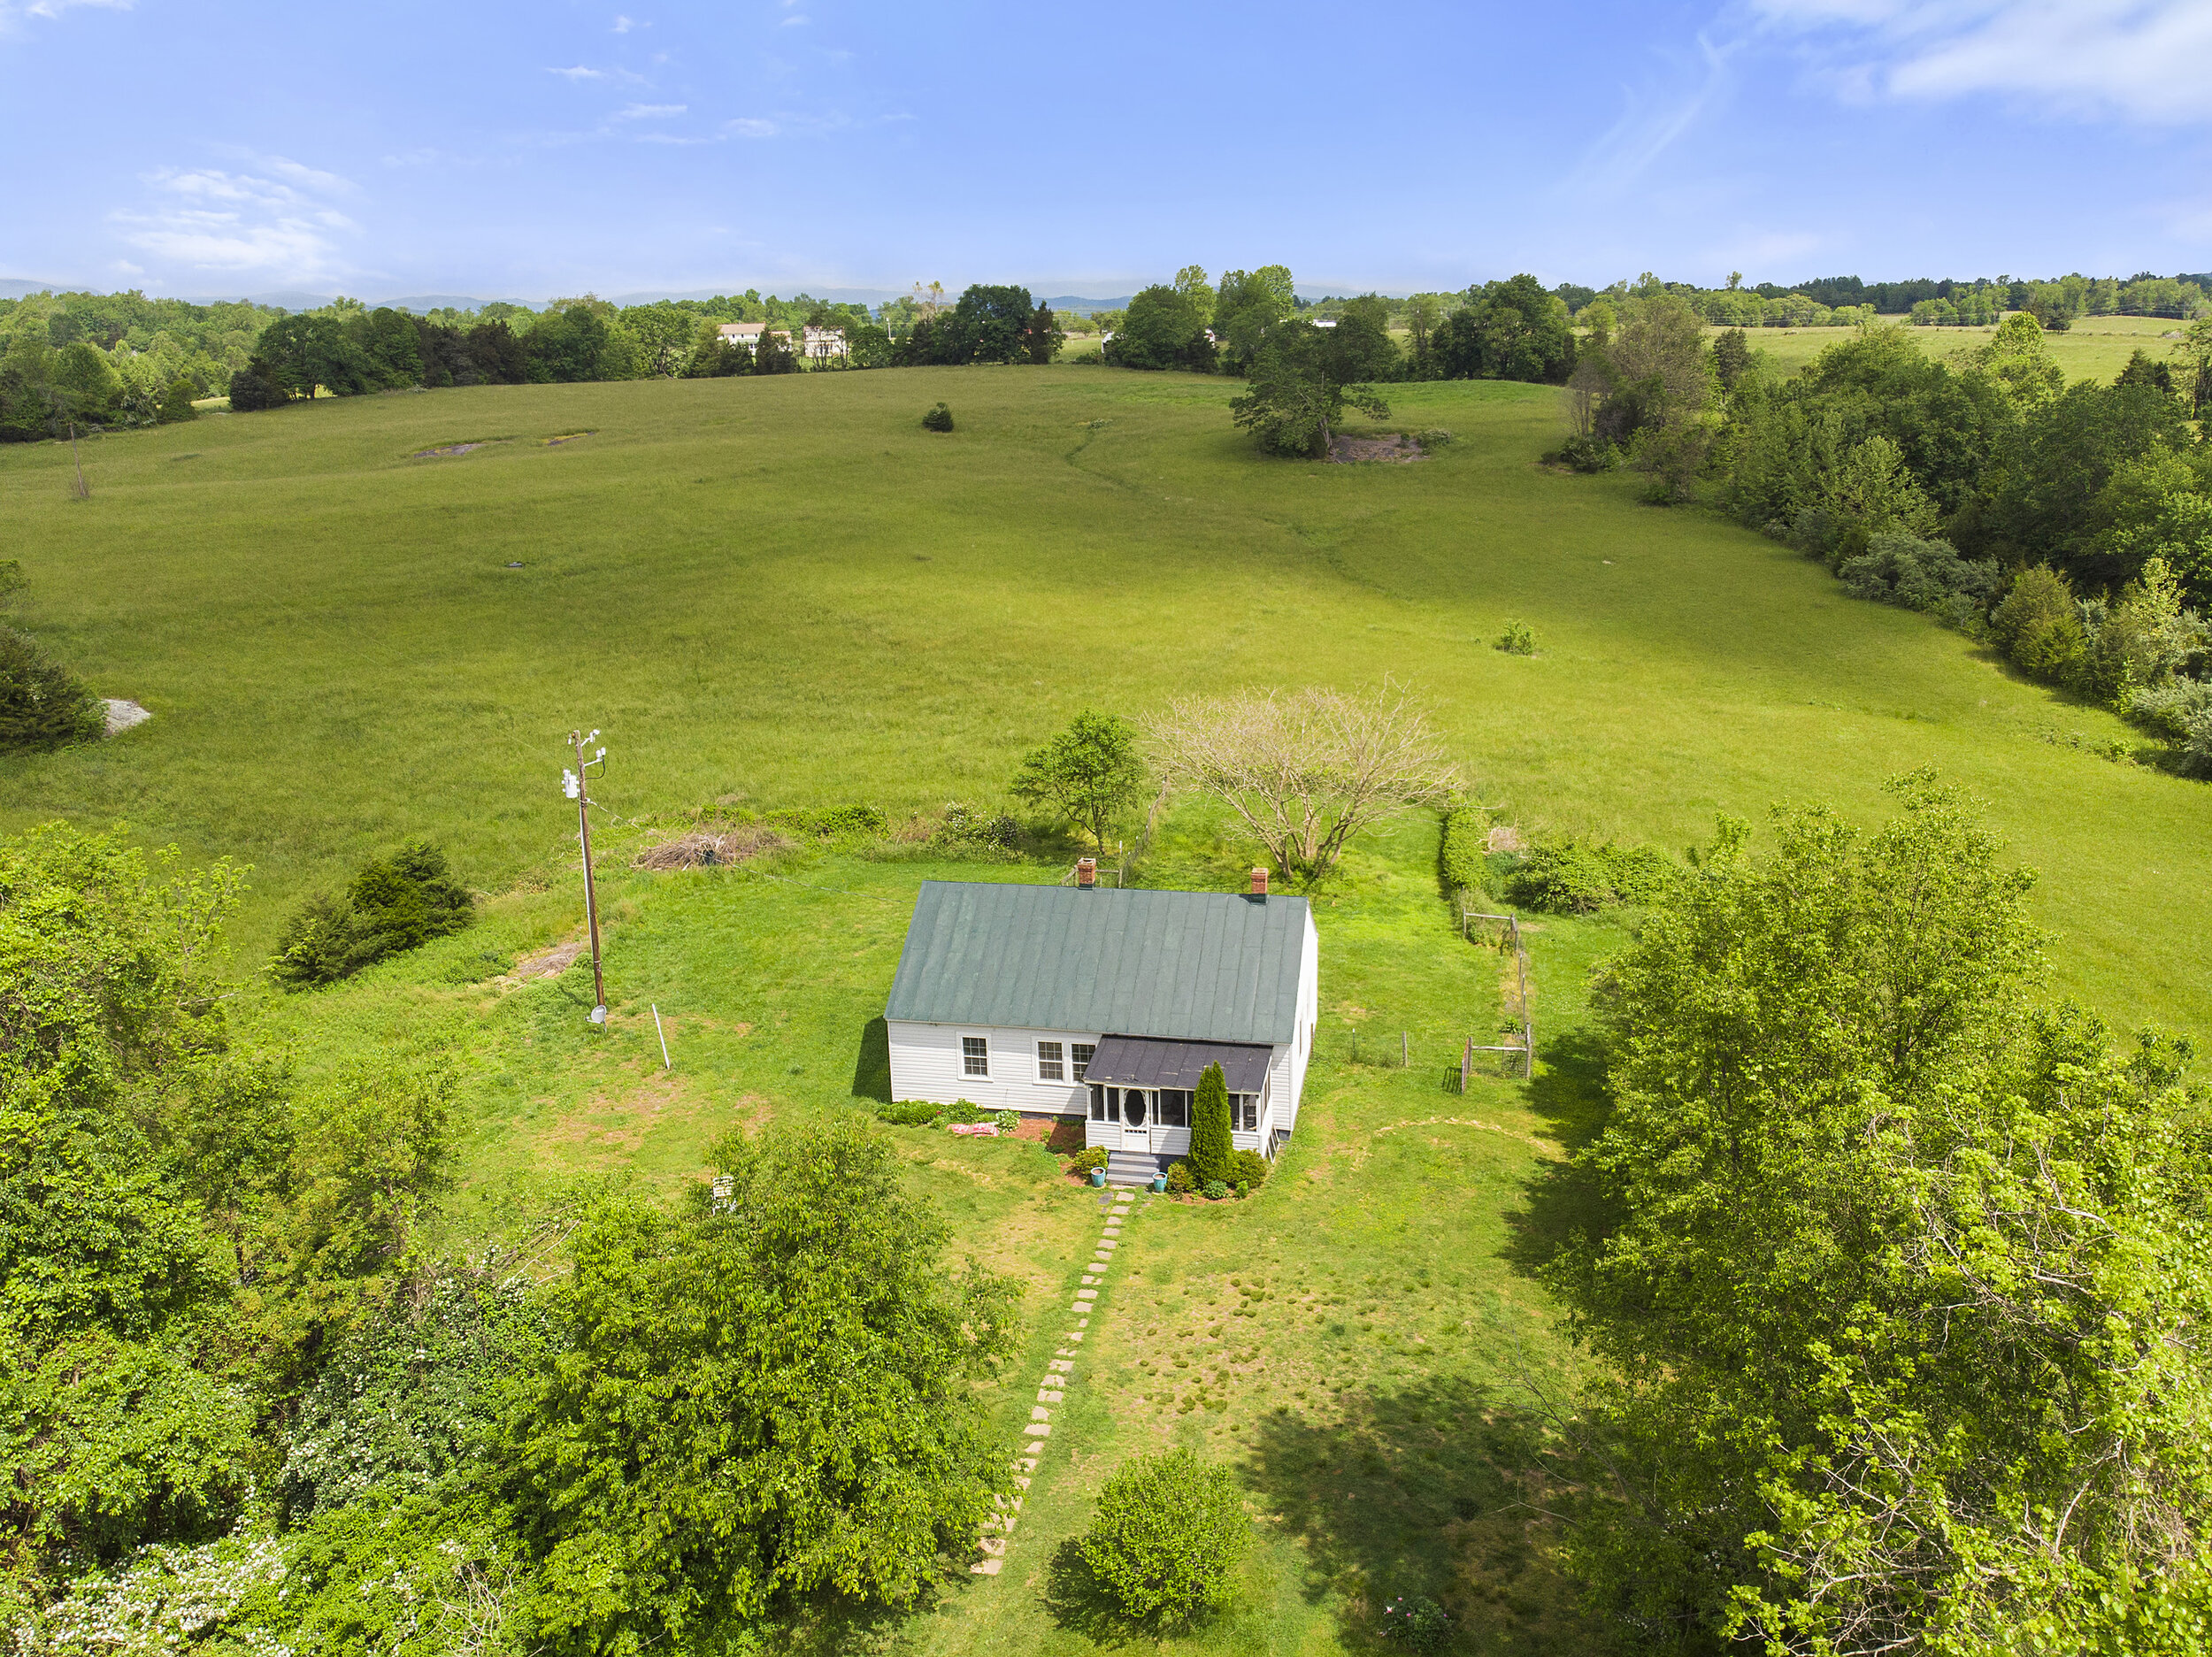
<box><xmin>411</xmin><ymin>441</ymin><xmax>503</xmax><ymax>459</ymax></box>
<box><xmin>1327</xmin><ymin>433</ymin><xmax>1425</xmax><ymax>464</ymax></box>
<box><xmin>511</xmin><ymin>940</ymin><xmax>586</xmax><ymax>980</ymax></box>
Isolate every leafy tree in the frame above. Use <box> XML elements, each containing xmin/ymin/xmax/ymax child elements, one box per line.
<box><xmin>0</xmin><ymin>625</ymin><xmax>104</xmax><ymax>750</ymax></box>
<box><xmin>2094</xmin><ymin>443</ymin><xmax>2212</xmax><ymax>601</ymax></box>
<box><xmin>753</xmin><ymin>328</ymin><xmax>799</xmax><ymax>374</ymax></box>
<box><xmin>1824</xmin><ymin>434</ymin><xmax>1939</xmax><ymax>537</ymax></box>
<box><xmin>502</xmin><ymin>1117</ymin><xmax>1017</xmax><ymax>1651</ymax></box>
<box><xmin>1605</xmin><ymin>293</ymin><xmax>1708</xmax><ymax>427</ymax></box>
<box><xmin>1025</xmin><ymin>296</ymin><xmax>1063</xmax><ymax>364</ymax></box>
<box><xmin>156</xmin><ymin>378</ymin><xmax>197</xmax><ymax>424</ymax></box>
<box><xmin>1328</xmin><ymin>294</ymin><xmax>1401</xmax><ymax>383</ymax></box>
<box><xmin>1990</xmin><ymin>564</ymin><xmax>2086</xmax><ymax>682</ymax></box>
<box><xmin>2116</xmin><ymin>346</ymin><xmax>2178</xmax><ymax>395</ymax></box>
<box><xmin>1187</xmin><ymin>1063</ymin><xmax>1232</xmax><ymax>1185</ymax></box>
<box><xmin>524</xmin><ymin>302</ymin><xmax>618</xmax><ymax>384</ymax></box>
<box><xmin>1010</xmin><ymin>710</ymin><xmax>1145</xmax><ymax>853</ymax></box>
<box><xmin>1964</xmin><ymin>311</ymin><xmax>2064</xmax><ymax>412</ymax></box>
<box><xmin>1078</xmin><ymin>1449</ymin><xmax>1246</xmax><ymax>1626</ymax></box>
<box><xmin>944</xmin><ymin>283</ymin><xmax>1037</xmax><ymax>364</ymax></box>
<box><xmin>225</xmin><ymin>356</ymin><xmax>291</xmax><ymax>411</ymax></box>
<box><xmin>289</xmin><ymin>1061</ymin><xmax>457</xmax><ymax>1280</ymax></box>
<box><xmin>257</xmin><ymin>314</ymin><xmax>363</xmax><ymax>399</ymax></box>
<box><xmin>1105</xmin><ymin>284</ymin><xmax>1215</xmax><ymax>372</ymax></box>
<box><xmin>1710</xmin><ymin>326</ymin><xmax>1751</xmax><ymax>390</ymax></box>
<box><xmin>1433</xmin><ymin>275</ymin><xmax>1575</xmax><ymax>385</ymax></box>
<box><xmin>1213</xmin><ymin>265</ymin><xmax>1295</xmax><ymax>370</ymax></box>
<box><xmin>1550</xmin><ymin>775</ymin><xmax>2212</xmax><ymax>1654</ymax></box>
<box><xmin>1229</xmin><ymin>321</ymin><xmax>1389</xmax><ymax>457</ymax></box>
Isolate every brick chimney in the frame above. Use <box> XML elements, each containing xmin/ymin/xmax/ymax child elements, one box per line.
<box><xmin>1249</xmin><ymin>866</ymin><xmax>1269</xmax><ymax>896</ymax></box>
<box><xmin>1077</xmin><ymin>856</ymin><xmax>1096</xmax><ymax>888</ymax></box>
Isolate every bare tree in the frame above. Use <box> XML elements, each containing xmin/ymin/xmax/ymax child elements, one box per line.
<box><xmin>1146</xmin><ymin>682</ymin><xmax>1461</xmax><ymax>887</ymax></box>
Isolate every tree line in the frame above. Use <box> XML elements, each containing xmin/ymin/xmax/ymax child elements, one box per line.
<box><xmin>1553</xmin><ymin>294</ymin><xmax>2212</xmax><ymax>778</ymax></box>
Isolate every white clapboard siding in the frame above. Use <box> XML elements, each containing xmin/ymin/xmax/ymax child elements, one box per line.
<box><xmin>887</xmin><ymin>1020</ymin><xmax>1100</xmax><ymax>1114</ymax></box>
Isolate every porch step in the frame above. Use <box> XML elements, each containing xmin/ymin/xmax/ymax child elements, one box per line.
<box><xmin>1104</xmin><ymin>1151</ymin><xmax>1164</xmax><ymax>1187</ymax></box>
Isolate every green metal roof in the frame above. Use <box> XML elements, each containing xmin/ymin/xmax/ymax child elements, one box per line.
<box><xmin>885</xmin><ymin>881</ymin><xmax>1310</xmax><ymax>1046</ymax></box>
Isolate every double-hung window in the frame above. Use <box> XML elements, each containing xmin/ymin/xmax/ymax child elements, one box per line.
<box><xmin>1036</xmin><ymin>1040</ymin><xmax>1065</xmax><ymax>1081</ymax></box>
<box><xmin>1071</xmin><ymin>1042</ymin><xmax>1095</xmax><ymax>1082</ymax></box>
<box><xmin>1089</xmin><ymin>1085</ymin><xmax>1108</xmax><ymax>1120</ymax></box>
<box><xmin>961</xmin><ymin>1036</ymin><xmax>989</xmax><ymax>1078</ymax></box>
<box><xmin>1233</xmin><ymin>1093</ymin><xmax>1258</xmax><ymax>1131</ymax></box>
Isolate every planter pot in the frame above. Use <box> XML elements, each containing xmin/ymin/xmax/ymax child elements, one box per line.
<box><xmin>1149</xmin><ymin>1174</ymin><xmax>1167</xmax><ymax>1193</ymax></box>
<box><xmin>1089</xmin><ymin>1169</ymin><xmax>1106</xmax><ymax>1187</ymax></box>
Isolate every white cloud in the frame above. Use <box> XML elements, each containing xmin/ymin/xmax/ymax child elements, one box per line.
<box><xmin>111</xmin><ymin>158</ymin><xmax>360</xmax><ymax>281</ymax></box>
<box><xmin>4</xmin><ymin>0</ymin><xmax>129</xmax><ymax>21</ymax></box>
<box><xmin>616</xmin><ymin>102</ymin><xmax>685</xmax><ymax>119</ymax></box>
<box><xmin>611</xmin><ymin>12</ymin><xmax>643</xmax><ymax>30</ymax></box>
<box><xmin>726</xmin><ymin>117</ymin><xmax>780</xmax><ymax>137</ymax></box>
<box><xmin>1747</xmin><ymin>0</ymin><xmax>2212</xmax><ymax>122</ymax></box>
<box><xmin>781</xmin><ymin>12</ymin><xmax>808</xmax><ymax>23</ymax></box>
<box><xmin>548</xmin><ymin>64</ymin><xmax>603</xmax><ymax>80</ymax></box>
<box><xmin>1567</xmin><ymin>32</ymin><xmax>1735</xmax><ymax>194</ymax></box>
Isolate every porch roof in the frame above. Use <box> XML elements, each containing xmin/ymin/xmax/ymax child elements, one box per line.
<box><xmin>1083</xmin><ymin>1034</ymin><xmax>1271</xmax><ymax>1095</ymax></box>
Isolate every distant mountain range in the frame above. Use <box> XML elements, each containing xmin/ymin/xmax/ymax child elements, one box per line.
<box><xmin>0</xmin><ymin>277</ymin><xmax>1150</xmax><ymax>315</ymax></box>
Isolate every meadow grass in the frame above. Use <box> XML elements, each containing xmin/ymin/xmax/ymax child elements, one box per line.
<box><xmin>1737</xmin><ymin>311</ymin><xmax>2189</xmax><ymax>380</ymax></box>
<box><xmin>8</xmin><ymin>359</ymin><xmax>2209</xmax><ymax>1649</ymax></box>
<box><xmin>3</xmin><ymin>364</ymin><xmax>2204</xmax><ymax>1039</ymax></box>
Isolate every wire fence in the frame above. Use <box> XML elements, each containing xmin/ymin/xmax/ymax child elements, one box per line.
<box><xmin>1458</xmin><ymin>901</ymin><xmax>1533</xmax><ymax>1085</ymax></box>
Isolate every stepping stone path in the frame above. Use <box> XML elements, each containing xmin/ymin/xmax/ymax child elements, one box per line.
<box><xmin>973</xmin><ymin>1187</ymin><xmax>1140</xmax><ymax>1576</ymax></box>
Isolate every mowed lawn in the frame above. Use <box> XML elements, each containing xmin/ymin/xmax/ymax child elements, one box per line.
<box><xmin>3</xmin><ymin>362</ymin><xmax>2203</xmax><ymax>1035</ymax></box>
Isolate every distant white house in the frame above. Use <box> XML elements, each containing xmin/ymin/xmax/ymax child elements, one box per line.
<box><xmin>883</xmin><ymin>866</ymin><xmax>1320</xmax><ymax>1180</ymax></box>
<box><xmin>715</xmin><ymin>322</ymin><xmax>793</xmax><ymax>353</ymax></box>
<box><xmin>1310</xmin><ymin>317</ymin><xmax>1338</xmax><ymax>328</ymax></box>
<box><xmin>801</xmin><ymin>325</ymin><xmax>848</xmax><ymax>360</ymax></box>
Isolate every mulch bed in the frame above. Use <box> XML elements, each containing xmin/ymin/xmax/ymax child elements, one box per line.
<box><xmin>1326</xmin><ymin>433</ymin><xmax>1426</xmax><ymax>464</ymax></box>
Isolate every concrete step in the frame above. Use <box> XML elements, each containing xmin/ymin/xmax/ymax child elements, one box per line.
<box><xmin>1104</xmin><ymin>1151</ymin><xmax>1163</xmax><ymax>1187</ymax></box>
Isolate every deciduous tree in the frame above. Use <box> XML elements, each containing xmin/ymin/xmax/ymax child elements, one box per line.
<box><xmin>1010</xmin><ymin>710</ymin><xmax>1145</xmax><ymax>854</ymax></box>
<box><xmin>1228</xmin><ymin>321</ymin><xmax>1388</xmax><ymax>457</ymax></box>
<box><xmin>1145</xmin><ymin>681</ymin><xmax>1457</xmax><ymax>886</ymax></box>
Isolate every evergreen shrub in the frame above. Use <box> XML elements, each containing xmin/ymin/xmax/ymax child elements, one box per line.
<box><xmin>270</xmin><ymin>841</ymin><xmax>473</xmax><ymax>989</ymax></box>
<box><xmin>1187</xmin><ymin>1062</ymin><xmax>1232</xmax><ymax>1185</ymax></box>
<box><xmin>1202</xmin><ymin>1180</ymin><xmax>1230</xmax><ymax>1201</ymax></box>
<box><xmin>1229</xmin><ymin>1149</ymin><xmax>1269</xmax><ymax>1190</ymax></box>
<box><xmin>1165</xmin><ymin>1160</ymin><xmax>1196</xmax><ymax>1194</ymax></box>
<box><xmin>0</xmin><ymin>625</ymin><xmax>105</xmax><ymax>751</ymax></box>
<box><xmin>1438</xmin><ymin>808</ymin><xmax>1488</xmax><ymax>894</ymax></box>
<box><xmin>921</xmin><ymin>402</ymin><xmax>954</xmax><ymax>432</ymax></box>
<box><xmin>877</xmin><ymin>1101</ymin><xmax>938</xmax><ymax>1126</ymax></box>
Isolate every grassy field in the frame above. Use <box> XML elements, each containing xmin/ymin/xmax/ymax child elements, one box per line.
<box><xmin>7</xmin><ymin>359</ymin><xmax>2209</xmax><ymax>1649</ymax></box>
<box><xmin>1738</xmin><ymin>310</ymin><xmax>2189</xmax><ymax>380</ymax></box>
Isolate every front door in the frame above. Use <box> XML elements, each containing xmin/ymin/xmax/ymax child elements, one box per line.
<box><xmin>1120</xmin><ymin>1086</ymin><xmax>1151</xmax><ymax>1149</ymax></box>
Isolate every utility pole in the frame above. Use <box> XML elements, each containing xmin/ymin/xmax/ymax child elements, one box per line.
<box><xmin>564</xmin><ymin>729</ymin><xmax>609</xmax><ymax>1024</ymax></box>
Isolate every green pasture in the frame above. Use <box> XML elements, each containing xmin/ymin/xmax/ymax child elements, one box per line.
<box><xmin>3</xmin><ymin>364</ymin><xmax>2204</xmax><ymax>1034</ymax></box>
<box><xmin>1738</xmin><ymin>310</ymin><xmax>2189</xmax><ymax>380</ymax></box>
<box><xmin>6</xmin><ymin>357</ymin><xmax>2209</xmax><ymax>1648</ymax></box>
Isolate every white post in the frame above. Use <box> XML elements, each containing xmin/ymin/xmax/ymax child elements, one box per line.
<box><xmin>653</xmin><ymin>1003</ymin><xmax>671</xmax><ymax>1070</ymax></box>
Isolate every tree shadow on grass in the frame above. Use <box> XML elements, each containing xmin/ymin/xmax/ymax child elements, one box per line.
<box><xmin>1040</xmin><ymin>1536</ymin><xmax>1227</xmax><ymax>1650</ymax></box>
<box><xmin>1243</xmin><ymin>1376</ymin><xmax>1597</xmax><ymax>1653</ymax></box>
<box><xmin>1501</xmin><ymin>1027</ymin><xmax>1620</xmax><ymax>1284</ymax></box>
<box><xmin>850</xmin><ymin>1015</ymin><xmax>891</xmax><ymax>1102</ymax></box>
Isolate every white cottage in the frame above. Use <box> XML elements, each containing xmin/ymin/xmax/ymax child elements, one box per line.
<box><xmin>884</xmin><ymin>869</ymin><xmax>1319</xmax><ymax>1180</ymax></box>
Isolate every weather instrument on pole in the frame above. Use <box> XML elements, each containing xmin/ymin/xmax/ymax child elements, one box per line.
<box><xmin>565</xmin><ymin>729</ymin><xmax>610</xmax><ymax>1024</ymax></box>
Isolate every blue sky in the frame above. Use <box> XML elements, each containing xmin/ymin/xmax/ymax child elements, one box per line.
<box><xmin>4</xmin><ymin>0</ymin><xmax>2210</xmax><ymax>302</ymax></box>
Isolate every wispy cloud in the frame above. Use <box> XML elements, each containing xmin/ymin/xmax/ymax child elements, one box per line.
<box><xmin>111</xmin><ymin>157</ymin><xmax>359</xmax><ymax>281</ymax></box>
<box><xmin>781</xmin><ymin>12</ymin><xmax>809</xmax><ymax>24</ymax></box>
<box><xmin>548</xmin><ymin>64</ymin><xmax>603</xmax><ymax>80</ymax></box>
<box><xmin>726</xmin><ymin>117</ymin><xmax>781</xmax><ymax>137</ymax></box>
<box><xmin>1568</xmin><ymin>31</ymin><xmax>1734</xmax><ymax>194</ymax></box>
<box><xmin>1747</xmin><ymin>0</ymin><xmax>2212</xmax><ymax>122</ymax></box>
<box><xmin>616</xmin><ymin>102</ymin><xmax>685</xmax><ymax>119</ymax></box>
<box><xmin>611</xmin><ymin>12</ymin><xmax>644</xmax><ymax>30</ymax></box>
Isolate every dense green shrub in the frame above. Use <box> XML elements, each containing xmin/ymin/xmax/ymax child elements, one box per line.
<box><xmin>993</xmin><ymin>1109</ymin><xmax>1018</xmax><ymax>1132</ymax></box>
<box><xmin>1509</xmin><ymin>835</ymin><xmax>1678</xmax><ymax>914</ymax></box>
<box><xmin>1164</xmin><ymin>1160</ymin><xmax>1196</xmax><ymax>1194</ymax></box>
<box><xmin>1228</xmin><ymin>1149</ymin><xmax>1269</xmax><ymax>1190</ymax></box>
<box><xmin>1188</xmin><ymin>1063</ymin><xmax>1233</xmax><ymax>1185</ymax></box>
<box><xmin>157</xmin><ymin>379</ymin><xmax>198</xmax><ymax>424</ymax></box>
<box><xmin>1991</xmin><ymin>565</ymin><xmax>2085</xmax><ymax>683</ymax></box>
<box><xmin>1202</xmin><ymin>1180</ymin><xmax>1230</xmax><ymax>1201</ymax></box>
<box><xmin>269</xmin><ymin>841</ymin><xmax>473</xmax><ymax>989</ymax></box>
<box><xmin>1079</xmin><ymin>1449</ymin><xmax>1247</xmax><ymax>1625</ymax></box>
<box><xmin>931</xmin><ymin>802</ymin><xmax>1021</xmax><ymax>854</ymax></box>
<box><xmin>768</xmin><ymin>802</ymin><xmax>885</xmax><ymax>838</ymax></box>
<box><xmin>1074</xmin><ymin>1147</ymin><xmax>1109</xmax><ymax>1173</ymax></box>
<box><xmin>1838</xmin><ymin>533</ymin><xmax>1999</xmax><ymax>615</ymax></box>
<box><xmin>0</xmin><ymin>625</ymin><xmax>105</xmax><ymax>750</ymax></box>
<box><xmin>1438</xmin><ymin>808</ymin><xmax>1488</xmax><ymax>894</ymax></box>
<box><xmin>1494</xmin><ymin>619</ymin><xmax>1536</xmax><ymax>656</ymax></box>
<box><xmin>226</xmin><ymin>356</ymin><xmax>290</xmax><ymax>411</ymax></box>
<box><xmin>2130</xmin><ymin>677</ymin><xmax>2212</xmax><ymax>740</ymax></box>
<box><xmin>921</xmin><ymin>402</ymin><xmax>954</xmax><ymax>432</ymax></box>
<box><xmin>1548</xmin><ymin>433</ymin><xmax>1619</xmax><ymax>472</ymax></box>
<box><xmin>877</xmin><ymin>1101</ymin><xmax>939</xmax><ymax>1126</ymax></box>
<box><xmin>1379</xmin><ymin>1593</ymin><xmax>1453</xmax><ymax>1649</ymax></box>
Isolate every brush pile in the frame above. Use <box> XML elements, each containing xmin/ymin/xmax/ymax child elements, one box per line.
<box><xmin>632</xmin><ymin>825</ymin><xmax>790</xmax><ymax>871</ymax></box>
